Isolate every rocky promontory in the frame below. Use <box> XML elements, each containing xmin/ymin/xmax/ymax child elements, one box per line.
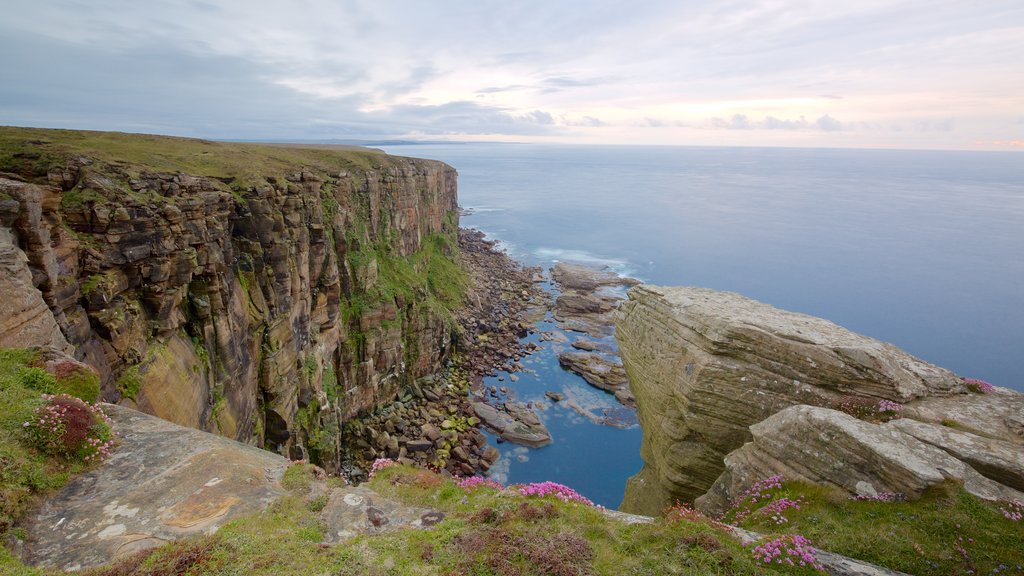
<box><xmin>616</xmin><ymin>284</ymin><xmax>1021</xmax><ymax>516</ymax></box>
<box><xmin>0</xmin><ymin>127</ymin><xmax>462</xmax><ymax>474</ymax></box>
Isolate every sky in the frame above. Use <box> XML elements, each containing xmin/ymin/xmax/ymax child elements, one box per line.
<box><xmin>1</xmin><ymin>0</ymin><xmax>1022</xmax><ymax>150</ymax></box>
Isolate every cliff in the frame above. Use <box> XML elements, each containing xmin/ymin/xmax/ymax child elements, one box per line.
<box><xmin>615</xmin><ymin>285</ymin><xmax>1022</xmax><ymax>516</ymax></box>
<box><xmin>0</xmin><ymin>127</ymin><xmax>462</xmax><ymax>469</ymax></box>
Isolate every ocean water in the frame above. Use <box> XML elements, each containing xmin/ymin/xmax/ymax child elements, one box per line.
<box><xmin>381</xmin><ymin>143</ymin><xmax>1024</xmax><ymax>507</ymax></box>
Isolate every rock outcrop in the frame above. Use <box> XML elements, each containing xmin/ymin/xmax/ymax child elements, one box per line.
<box><xmin>616</xmin><ymin>285</ymin><xmax>969</xmax><ymax>515</ymax></box>
<box><xmin>0</xmin><ymin>180</ymin><xmax>72</xmax><ymax>353</ymax></box>
<box><xmin>550</xmin><ymin>261</ymin><xmax>639</xmax><ymax>339</ymax></box>
<box><xmin>0</xmin><ymin>127</ymin><xmax>460</xmax><ymax>471</ymax></box>
<box><xmin>557</xmin><ymin>351</ymin><xmax>634</xmax><ymax>405</ymax></box>
<box><xmin>696</xmin><ymin>405</ymin><xmax>1024</xmax><ymax>516</ymax></box>
<box><xmin>16</xmin><ymin>404</ymin><xmax>443</xmax><ymax>571</ymax></box>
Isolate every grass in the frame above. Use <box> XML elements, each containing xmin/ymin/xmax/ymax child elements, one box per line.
<box><xmin>68</xmin><ymin>464</ymin><xmax>770</xmax><ymax>576</ymax></box>
<box><xmin>0</xmin><ymin>350</ymin><xmax>75</xmax><ymax>538</ymax></box>
<box><xmin>0</xmin><ymin>126</ymin><xmax>403</xmax><ymax>192</ymax></box>
<box><xmin>731</xmin><ymin>480</ymin><xmax>1024</xmax><ymax>575</ymax></box>
<box><xmin>3</xmin><ymin>454</ymin><xmax>1021</xmax><ymax>575</ymax></box>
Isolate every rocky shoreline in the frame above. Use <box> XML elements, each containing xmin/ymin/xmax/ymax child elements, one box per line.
<box><xmin>340</xmin><ymin>228</ymin><xmax>549</xmax><ymax>480</ymax></box>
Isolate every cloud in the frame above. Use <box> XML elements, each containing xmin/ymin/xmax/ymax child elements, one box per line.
<box><xmin>0</xmin><ymin>0</ymin><xmax>1021</xmax><ymax>148</ymax></box>
<box><xmin>708</xmin><ymin>114</ymin><xmax>847</xmax><ymax>132</ymax></box>
<box><xmin>816</xmin><ymin>114</ymin><xmax>843</xmax><ymax>132</ymax></box>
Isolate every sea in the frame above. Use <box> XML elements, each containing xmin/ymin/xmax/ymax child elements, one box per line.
<box><xmin>379</xmin><ymin>143</ymin><xmax>1024</xmax><ymax>508</ymax></box>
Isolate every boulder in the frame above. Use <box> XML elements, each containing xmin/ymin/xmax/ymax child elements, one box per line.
<box><xmin>696</xmin><ymin>405</ymin><xmax>1024</xmax><ymax>516</ymax></box>
<box><xmin>471</xmin><ymin>400</ymin><xmax>551</xmax><ymax>447</ymax></box>
<box><xmin>616</xmin><ymin>285</ymin><xmax>966</xmax><ymax>515</ymax></box>
<box><xmin>557</xmin><ymin>351</ymin><xmax>632</xmax><ymax>406</ymax></box>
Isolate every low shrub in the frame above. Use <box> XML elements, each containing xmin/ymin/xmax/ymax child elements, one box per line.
<box><xmin>22</xmin><ymin>394</ymin><xmax>114</xmax><ymax>463</ymax></box>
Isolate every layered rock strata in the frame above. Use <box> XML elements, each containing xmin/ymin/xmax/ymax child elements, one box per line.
<box><xmin>0</xmin><ymin>128</ymin><xmax>460</xmax><ymax>471</ymax></box>
<box><xmin>696</xmin><ymin>405</ymin><xmax>1024</xmax><ymax>515</ymax></box>
<box><xmin>616</xmin><ymin>284</ymin><xmax>968</xmax><ymax>515</ymax></box>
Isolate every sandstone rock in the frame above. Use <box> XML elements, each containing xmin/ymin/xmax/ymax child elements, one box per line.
<box><xmin>0</xmin><ymin>201</ymin><xmax>71</xmax><ymax>353</ymax></box>
<box><xmin>19</xmin><ymin>404</ymin><xmax>288</xmax><ymax>570</ymax></box>
<box><xmin>887</xmin><ymin>418</ymin><xmax>1024</xmax><ymax>492</ymax></box>
<box><xmin>903</xmin><ymin>388</ymin><xmax>1024</xmax><ymax>443</ymax></box>
<box><xmin>558</xmin><ymin>351</ymin><xmax>628</xmax><ymax>392</ymax></box>
<box><xmin>550</xmin><ymin>262</ymin><xmax>640</xmax><ymax>292</ymax></box>
<box><xmin>695</xmin><ymin>405</ymin><xmax>1024</xmax><ymax>516</ymax></box>
<box><xmin>319</xmin><ymin>485</ymin><xmax>443</xmax><ymax>543</ymax></box>
<box><xmin>472</xmin><ymin>400</ymin><xmax>551</xmax><ymax>447</ymax></box>
<box><xmin>617</xmin><ymin>285</ymin><xmax>966</xmax><ymax>515</ymax></box>
<box><xmin>0</xmin><ymin>132</ymin><xmax>461</xmax><ymax>472</ymax></box>
<box><xmin>406</xmin><ymin>439</ymin><xmax>432</xmax><ymax>452</ymax></box>
<box><xmin>421</xmin><ymin>423</ymin><xmax>442</xmax><ymax>442</ymax></box>
<box><xmin>545</xmin><ymin>391</ymin><xmax>565</xmax><ymax>402</ymax></box>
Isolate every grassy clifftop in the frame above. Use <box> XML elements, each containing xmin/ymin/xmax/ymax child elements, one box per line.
<box><xmin>0</xmin><ymin>126</ymin><xmax>403</xmax><ymax>189</ymax></box>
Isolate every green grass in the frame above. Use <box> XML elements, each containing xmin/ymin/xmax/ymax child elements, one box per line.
<box><xmin>0</xmin><ymin>126</ymin><xmax>400</xmax><ymax>191</ymax></box>
<box><xmin>0</xmin><ymin>350</ymin><xmax>74</xmax><ymax>538</ymax></box>
<box><xmin>70</xmin><ymin>464</ymin><xmax>771</xmax><ymax>576</ymax></box>
<box><xmin>7</xmin><ymin>457</ymin><xmax>1021</xmax><ymax>575</ymax></box>
<box><xmin>732</xmin><ymin>480</ymin><xmax>1024</xmax><ymax>575</ymax></box>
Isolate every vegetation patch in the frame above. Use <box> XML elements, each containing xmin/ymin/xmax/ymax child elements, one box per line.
<box><xmin>725</xmin><ymin>477</ymin><xmax>1024</xmax><ymax>575</ymax></box>
<box><xmin>0</xmin><ymin>349</ymin><xmax>105</xmax><ymax>538</ymax></box>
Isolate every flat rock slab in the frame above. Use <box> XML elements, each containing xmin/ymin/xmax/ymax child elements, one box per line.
<box><xmin>19</xmin><ymin>404</ymin><xmax>289</xmax><ymax>571</ymax></box>
<box><xmin>17</xmin><ymin>405</ymin><xmax>445</xmax><ymax>571</ymax></box>
<box><xmin>550</xmin><ymin>262</ymin><xmax>640</xmax><ymax>292</ymax></box>
<box><xmin>557</xmin><ymin>351</ymin><xmax>634</xmax><ymax>406</ymax></box>
<box><xmin>472</xmin><ymin>400</ymin><xmax>552</xmax><ymax>447</ymax></box>
<box><xmin>319</xmin><ymin>485</ymin><xmax>445</xmax><ymax>543</ymax></box>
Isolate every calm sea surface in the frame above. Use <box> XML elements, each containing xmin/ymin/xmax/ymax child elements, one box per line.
<box><xmin>381</xmin><ymin>143</ymin><xmax>1024</xmax><ymax>507</ymax></box>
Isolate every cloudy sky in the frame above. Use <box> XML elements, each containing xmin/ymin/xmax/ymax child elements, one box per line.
<box><xmin>2</xmin><ymin>0</ymin><xmax>1022</xmax><ymax>149</ymax></box>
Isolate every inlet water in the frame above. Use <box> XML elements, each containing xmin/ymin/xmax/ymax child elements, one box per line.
<box><xmin>382</xmin><ymin>143</ymin><xmax>1024</xmax><ymax>507</ymax></box>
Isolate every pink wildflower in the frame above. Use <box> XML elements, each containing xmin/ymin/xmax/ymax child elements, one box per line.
<box><xmin>514</xmin><ymin>481</ymin><xmax>594</xmax><ymax>506</ymax></box>
<box><xmin>368</xmin><ymin>458</ymin><xmax>396</xmax><ymax>478</ymax></box>
<box><xmin>963</xmin><ymin>378</ymin><xmax>996</xmax><ymax>394</ymax></box>
<box><xmin>456</xmin><ymin>476</ymin><xmax>504</xmax><ymax>491</ymax></box>
<box><xmin>750</xmin><ymin>534</ymin><xmax>825</xmax><ymax>572</ymax></box>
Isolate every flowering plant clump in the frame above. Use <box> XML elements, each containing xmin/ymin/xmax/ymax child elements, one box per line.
<box><xmin>1000</xmin><ymin>500</ymin><xmax>1023</xmax><ymax>522</ymax></box>
<box><xmin>963</xmin><ymin>378</ymin><xmax>996</xmax><ymax>394</ymax></box>
<box><xmin>368</xmin><ymin>458</ymin><xmax>396</xmax><ymax>479</ymax></box>
<box><xmin>837</xmin><ymin>396</ymin><xmax>903</xmax><ymax>422</ymax></box>
<box><xmin>514</xmin><ymin>481</ymin><xmax>594</xmax><ymax>506</ymax></box>
<box><xmin>455</xmin><ymin>476</ymin><xmax>505</xmax><ymax>492</ymax></box>
<box><xmin>759</xmin><ymin>497</ymin><xmax>805</xmax><ymax>525</ymax></box>
<box><xmin>750</xmin><ymin>534</ymin><xmax>825</xmax><ymax>571</ymax></box>
<box><xmin>728</xmin><ymin>475</ymin><xmax>784</xmax><ymax>522</ymax></box>
<box><xmin>22</xmin><ymin>394</ymin><xmax>114</xmax><ymax>463</ymax></box>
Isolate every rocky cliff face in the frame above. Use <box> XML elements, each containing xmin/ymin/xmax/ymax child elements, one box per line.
<box><xmin>0</xmin><ymin>127</ymin><xmax>461</xmax><ymax>470</ymax></box>
<box><xmin>615</xmin><ymin>284</ymin><xmax>972</xmax><ymax>515</ymax></box>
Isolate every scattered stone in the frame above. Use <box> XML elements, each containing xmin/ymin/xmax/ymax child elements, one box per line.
<box><xmin>545</xmin><ymin>391</ymin><xmax>565</xmax><ymax>402</ymax></box>
<box><xmin>405</xmin><ymin>439</ymin><xmax>432</xmax><ymax>453</ymax></box>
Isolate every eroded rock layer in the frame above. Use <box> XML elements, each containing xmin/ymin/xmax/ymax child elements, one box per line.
<box><xmin>615</xmin><ymin>284</ymin><xmax>967</xmax><ymax>515</ymax></box>
<box><xmin>0</xmin><ymin>127</ymin><xmax>460</xmax><ymax>469</ymax></box>
<box><xmin>695</xmin><ymin>404</ymin><xmax>1024</xmax><ymax>515</ymax></box>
